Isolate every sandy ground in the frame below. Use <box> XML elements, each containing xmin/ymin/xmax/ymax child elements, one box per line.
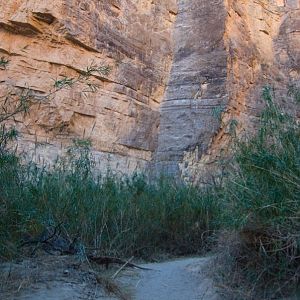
<box><xmin>0</xmin><ymin>255</ymin><xmax>220</xmax><ymax>300</ymax></box>
<box><xmin>119</xmin><ymin>257</ymin><xmax>220</xmax><ymax>300</ymax></box>
<box><xmin>0</xmin><ymin>255</ymin><xmax>114</xmax><ymax>300</ymax></box>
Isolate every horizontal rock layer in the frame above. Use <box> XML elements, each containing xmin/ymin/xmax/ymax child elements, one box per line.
<box><xmin>180</xmin><ymin>0</ymin><xmax>300</xmax><ymax>182</ymax></box>
<box><xmin>0</xmin><ymin>0</ymin><xmax>177</xmax><ymax>173</ymax></box>
<box><xmin>0</xmin><ymin>0</ymin><xmax>299</xmax><ymax>179</ymax></box>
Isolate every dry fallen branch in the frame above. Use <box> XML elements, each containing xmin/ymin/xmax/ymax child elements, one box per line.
<box><xmin>87</xmin><ymin>255</ymin><xmax>152</xmax><ymax>271</ymax></box>
<box><xmin>111</xmin><ymin>256</ymin><xmax>134</xmax><ymax>279</ymax></box>
<box><xmin>18</xmin><ymin>222</ymin><xmax>78</xmax><ymax>256</ymax></box>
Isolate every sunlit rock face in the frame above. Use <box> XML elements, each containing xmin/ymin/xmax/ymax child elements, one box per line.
<box><xmin>0</xmin><ymin>0</ymin><xmax>299</xmax><ymax>179</ymax></box>
<box><xmin>0</xmin><ymin>0</ymin><xmax>177</xmax><ymax>173</ymax></box>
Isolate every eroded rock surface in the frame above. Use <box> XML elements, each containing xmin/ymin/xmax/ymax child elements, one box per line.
<box><xmin>0</xmin><ymin>0</ymin><xmax>299</xmax><ymax>178</ymax></box>
<box><xmin>154</xmin><ymin>0</ymin><xmax>228</xmax><ymax>176</ymax></box>
<box><xmin>0</xmin><ymin>0</ymin><xmax>177</xmax><ymax>173</ymax></box>
<box><xmin>179</xmin><ymin>0</ymin><xmax>300</xmax><ymax>182</ymax></box>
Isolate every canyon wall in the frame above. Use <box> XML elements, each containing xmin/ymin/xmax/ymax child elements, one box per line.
<box><xmin>179</xmin><ymin>0</ymin><xmax>300</xmax><ymax>182</ymax></box>
<box><xmin>154</xmin><ymin>0</ymin><xmax>228</xmax><ymax>177</ymax></box>
<box><xmin>0</xmin><ymin>0</ymin><xmax>299</xmax><ymax>179</ymax></box>
<box><xmin>0</xmin><ymin>0</ymin><xmax>177</xmax><ymax>173</ymax></box>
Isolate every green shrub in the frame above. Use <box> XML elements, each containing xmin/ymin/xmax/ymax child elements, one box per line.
<box><xmin>217</xmin><ymin>87</ymin><xmax>300</xmax><ymax>299</ymax></box>
<box><xmin>0</xmin><ymin>139</ymin><xmax>220</xmax><ymax>260</ymax></box>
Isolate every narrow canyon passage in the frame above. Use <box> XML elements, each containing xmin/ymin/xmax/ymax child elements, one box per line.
<box><xmin>0</xmin><ymin>0</ymin><xmax>299</xmax><ymax>177</ymax></box>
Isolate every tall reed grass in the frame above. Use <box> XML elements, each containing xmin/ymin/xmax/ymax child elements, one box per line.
<box><xmin>215</xmin><ymin>87</ymin><xmax>300</xmax><ymax>299</ymax></box>
<box><xmin>0</xmin><ymin>139</ymin><xmax>219</xmax><ymax>260</ymax></box>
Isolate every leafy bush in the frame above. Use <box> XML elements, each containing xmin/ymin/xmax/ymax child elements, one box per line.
<box><xmin>216</xmin><ymin>87</ymin><xmax>300</xmax><ymax>299</ymax></box>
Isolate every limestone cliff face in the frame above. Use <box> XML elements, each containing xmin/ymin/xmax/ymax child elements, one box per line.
<box><xmin>0</xmin><ymin>0</ymin><xmax>299</xmax><ymax>178</ymax></box>
<box><xmin>0</xmin><ymin>0</ymin><xmax>177</xmax><ymax>172</ymax></box>
<box><xmin>154</xmin><ymin>0</ymin><xmax>228</xmax><ymax>176</ymax></box>
<box><xmin>179</xmin><ymin>0</ymin><xmax>300</xmax><ymax>182</ymax></box>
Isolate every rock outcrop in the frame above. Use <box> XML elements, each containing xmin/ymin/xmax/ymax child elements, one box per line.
<box><xmin>0</xmin><ymin>0</ymin><xmax>299</xmax><ymax>179</ymax></box>
<box><xmin>154</xmin><ymin>0</ymin><xmax>228</xmax><ymax>176</ymax></box>
<box><xmin>179</xmin><ymin>0</ymin><xmax>300</xmax><ymax>182</ymax></box>
<box><xmin>0</xmin><ymin>0</ymin><xmax>177</xmax><ymax>173</ymax></box>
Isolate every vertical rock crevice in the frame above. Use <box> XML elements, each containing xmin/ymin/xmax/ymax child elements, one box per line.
<box><xmin>154</xmin><ymin>0</ymin><xmax>228</xmax><ymax>178</ymax></box>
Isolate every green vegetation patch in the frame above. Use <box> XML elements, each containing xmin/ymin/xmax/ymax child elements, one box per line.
<box><xmin>215</xmin><ymin>87</ymin><xmax>300</xmax><ymax>299</ymax></box>
<box><xmin>0</xmin><ymin>142</ymin><xmax>219</xmax><ymax>260</ymax></box>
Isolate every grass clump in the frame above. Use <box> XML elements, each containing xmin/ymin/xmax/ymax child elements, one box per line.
<box><xmin>0</xmin><ymin>57</ymin><xmax>9</xmax><ymax>70</ymax></box>
<box><xmin>0</xmin><ymin>138</ymin><xmax>219</xmax><ymax>260</ymax></box>
<box><xmin>216</xmin><ymin>87</ymin><xmax>300</xmax><ymax>299</ymax></box>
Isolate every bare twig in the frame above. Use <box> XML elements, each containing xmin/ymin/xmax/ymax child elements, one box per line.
<box><xmin>87</xmin><ymin>255</ymin><xmax>152</xmax><ymax>270</ymax></box>
<box><xmin>111</xmin><ymin>256</ymin><xmax>134</xmax><ymax>279</ymax></box>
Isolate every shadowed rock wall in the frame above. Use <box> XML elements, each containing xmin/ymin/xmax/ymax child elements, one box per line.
<box><xmin>179</xmin><ymin>0</ymin><xmax>300</xmax><ymax>183</ymax></box>
<box><xmin>154</xmin><ymin>0</ymin><xmax>228</xmax><ymax>176</ymax></box>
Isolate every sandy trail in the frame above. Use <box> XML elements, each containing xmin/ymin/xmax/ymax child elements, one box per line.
<box><xmin>119</xmin><ymin>257</ymin><xmax>220</xmax><ymax>300</ymax></box>
<box><xmin>1</xmin><ymin>256</ymin><xmax>220</xmax><ymax>300</ymax></box>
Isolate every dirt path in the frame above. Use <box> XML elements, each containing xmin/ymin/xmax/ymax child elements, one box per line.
<box><xmin>1</xmin><ymin>256</ymin><xmax>220</xmax><ymax>300</ymax></box>
<box><xmin>119</xmin><ymin>257</ymin><xmax>220</xmax><ymax>300</ymax></box>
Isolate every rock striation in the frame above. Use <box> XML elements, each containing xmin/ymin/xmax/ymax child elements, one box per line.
<box><xmin>0</xmin><ymin>0</ymin><xmax>299</xmax><ymax>179</ymax></box>
<box><xmin>154</xmin><ymin>0</ymin><xmax>228</xmax><ymax>177</ymax></box>
<box><xmin>0</xmin><ymin>0</ymin><xmax>177</xmax><ymax>173</ymax></box>
<box><xmin>179</xmin><ymin>0</ymin><xmax>300</xmax><ymax>182</ymax></box>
